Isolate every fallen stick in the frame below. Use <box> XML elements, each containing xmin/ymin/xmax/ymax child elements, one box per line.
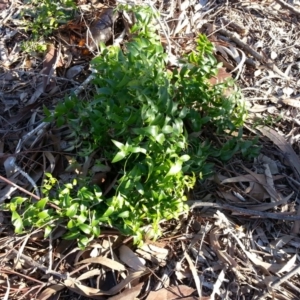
<box><xmin>188</xmin><ymin>201</ymin><xmax>300</xmax><ymax>221</ymax></box>
<box><xmin>274</xmin><ymin>0</ymin><xmax>300</xmax><ymax>16</ymax></box>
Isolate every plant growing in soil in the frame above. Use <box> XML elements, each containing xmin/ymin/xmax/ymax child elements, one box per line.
<box><xmin>6</xmin><ymin>5</ymin><xmax>258</xmax><ymax>248</ymax></box>
<box><xmin>22</xmin><ymin>0</ymin><xmax>77</xmax><ymax>37</ymax></box>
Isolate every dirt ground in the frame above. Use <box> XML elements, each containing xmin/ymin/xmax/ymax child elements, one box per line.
<box><xmin>0</xmin><ymin>0</ymin><xmax>300</xmax><ymax>299</ymax></box>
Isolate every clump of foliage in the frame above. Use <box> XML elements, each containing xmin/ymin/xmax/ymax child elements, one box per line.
<box><xmin>9</xmin><ymin>175</ymin><xmax>105</xmax><ymax>249</ymax></box>
<box><xmin>21</xmin><ymin>40</ymin><xmax>48</xmax><ymax>55</ymax></box>
<box><xmin>22</xmin><ymin>0</ymin><xmax>76</xmax><ymax>37</ymax></box>
<box><xmin>6</xmin><ymin>6</ymin><xmax>258</xmax><ymax>248</ymax></box>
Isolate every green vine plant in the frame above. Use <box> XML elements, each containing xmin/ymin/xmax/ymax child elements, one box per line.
<box><xmin>6</xmin><ymin>5</ymin><xmax>260</xmax><ymax>249</ymax></box>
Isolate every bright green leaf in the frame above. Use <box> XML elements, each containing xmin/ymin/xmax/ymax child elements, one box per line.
<box><xmin>166</xmin><ymin>161</ymin><xmax>182</xmax><ymax>177</ymax></box>
<box><xmin>112</xmin><ymin>151</ymin><xmax>127</xmax><ymax>163</ymax></box>
<box><xmin>66</xmin><ymin>203</ymin><xmax>78</xmax><ymax>217</ymax></box>
<box><xmin>79</xmin><ymin>224</ymin><xmax>92</xmax><ymax>235</ymax></box>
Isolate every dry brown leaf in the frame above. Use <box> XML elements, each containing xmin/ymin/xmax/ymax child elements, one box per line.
<box><xmin>182</xmin><ymin>243</ymin><xmax>201</xmax><ymax>298</ymax></box>
<box><xmin>243</xmin><ymin>192</ymin><xmax>292</xmax><ymax>211</ymax></box>
<box><xmin>146</xmin><ymin>285</ymin><xmax>195</xmax><ymax>300</ymax></box>
<box><xmin>75</xmin><ymin>257</ymin><xmax>126</xmax><ymax>272</ymax></box>
<box><xmin>277</xmin><ymin>254</ymin><xmax>297</xmax><ymax>274</ymax></box>
<box><xmin>221</xmin><ymin>173</ymin><xmax>266</xmax><ymax>184</ymax></box>
<box><xmin>281</xmin><ymin>98</ymin><xmax>300</xmax><ymax>108</ymax></box>
<box><xmin>247</xmin><ymin>181</ymin><xmax>268</xmax><ymax>201</ymax></box>
<box><xmin>64</xmin><ymin>278</ymin><xmax>108</xmax><ymax>298</ymax></box>
<box><xmin>210</xmin><ymin>268</ymin><xmax>226</xmax><ymax>299</ymax></box>
<box><xmin>210</xmin><ymin>228</ymin><xmax>245</xmax><ymax>280</ymax></box>
<box><xmin>257</xmin><ymin>126</ymin><xmax>300</xmax><ymax>180</ymax></box>
<box><xmin>42</xmin><ymin>44</ymin><xmax>58</xmax><ymax>91</ymax></box>
<box><xmin>27</xmin><ymin>44</ymin><xmax>59</xmax><ymax>105</ymax></box>
<box><xmin>77</xmin><ymin>269</ymin><xmax>102</xmax><ymax>281</ymax></box>
<box><xmin>264</xmin><ymin>163</ymin><xmax>276</xmax><ymax>202</ymax></box>
<box><xmin>119</xmin><ymin>245</ymin><xmax>146</xmax><ymax>271</ymax></box>
<box><xmin>107</xmin><ymin>269</ymin><xmax>150</xmax><ymax>295</ymax></box>
<box><xmin>215</xmin><ymin>54</ymin><xmax>235</xmax><ymax>70</ymax></box>
<box><xmin>37</xmin><ymin>284</ymin><xmax>65</xmax><ymax>300</ymax></box>
<box><xmin>107</xmin><ymin>282</ymin><xmax>143</xmax><ymax>300</ymax></box>
<box><xmin>231</xmin><ymin>232</ymin><xmax>290</xmax><ymax>274</ymax></box>
<box><xmin>242</xmin><ymin>166</ymin><xmax>281</xmax><ymax>202</ymax></box>
<box><xmin>64</xmin><ymin>269</ymin><xmax>149</xmax><ymax>298</ymax></box>
<box><xmin>221</xmin><ymin>173</ymin><xmax>268</xmax><ymax>201</ymax></box>
<box><xmin>291</xmin><ymin>205</ymin><xmax>300</xmax><ymax>234</ymax></box>
<box><xmin>44</xmin><ymin>151</ymin><xmax>55</xmax><ymax>173</ymax></box>
<box><xmin>216</xmin><ymin>191</ymin><xmax>240</xmax><ymax>202</ymax></box>
<box><xmin>257</xmin><ymin>154</ymin><xmax>279</xmax><ymax>174</ymax></box>
<box><xmin>136</xmin><ymin>243</ymin><xmax>168</xmax><ymax>266</ymax></box>
<box><xmin>248</xmin><ymin>104</ymin><xmax>268</xmax><ymax>112</ymax></box>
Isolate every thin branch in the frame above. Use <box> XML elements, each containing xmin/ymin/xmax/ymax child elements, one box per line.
<box><xmin>8</xmin><ymin>247</ymin><xmax>69</xmax><ymax>280</ymax></box>
<box><xmin>0</xmin><ymin>175</ymin><xmax>40</xmax><ymax>201</ymax></box>
<box><xmin>189</xmin><ymin>201</ymin><xmax>300</xmax><ymax>221</ymax></box>
<box><xmin>274</xmin><ymin>0</ymin><xmax>300</xmax><ymax>16</ymax></box>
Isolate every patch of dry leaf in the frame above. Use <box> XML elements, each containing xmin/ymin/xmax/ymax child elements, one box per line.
<box><xmin>0</xmin><ymin>0</ymin><xmax>300</xmax><ymax>299</ymax></box>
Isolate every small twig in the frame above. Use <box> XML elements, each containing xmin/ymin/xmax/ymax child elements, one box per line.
<box><xmin>274</xmin><ymin>0</ymin><xmax>300</xmax><ymax>16</ymax></box>
<box><xmin>8</xmin><ymin>248</ymin><xmax>69</xmax><ymax>280</ymax></box>
<box><xmin>2</xmin><ymin>268</ymin><xmax>44</xmax><ymax>285</ymax></box>
<box><xmin>189</xmin><ymin>201</ymin><xmax>300</xmax><ymax>221</ymax></box>
<box><xmin>0</xmin><ymin>175</ymin><xmax>40</xmax><ymax>201</ymax></box>
<box><xmin>0</xmin><ymin>175</ymin><xmax>61</xmax><ymax>211</ymax></box>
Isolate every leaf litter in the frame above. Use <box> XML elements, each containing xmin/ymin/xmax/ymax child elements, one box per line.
<box><xmin>0</xmin><ymin>0</ymin><xmax>300</xmax><ymax>299</ymax></box>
